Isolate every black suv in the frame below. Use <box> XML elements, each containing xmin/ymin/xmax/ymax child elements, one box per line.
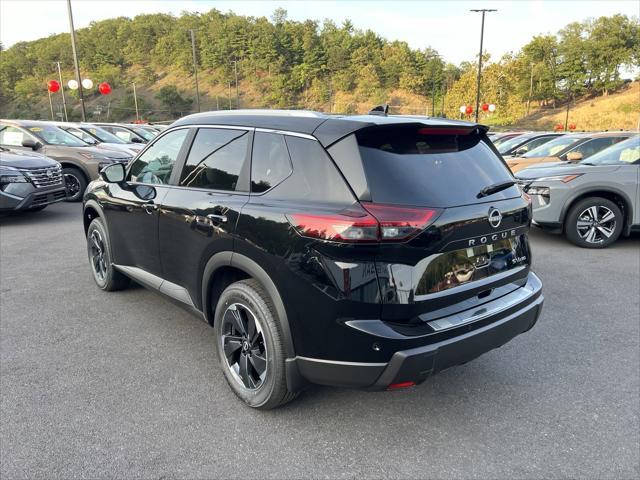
<box><xmin>83</xmin><ymin>110</ymin><xmax>544</xmax><ymax>409</ymax></box>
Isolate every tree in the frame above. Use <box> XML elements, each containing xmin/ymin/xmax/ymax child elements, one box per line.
<box><xmin>155</xmin><ymin>86</ymin><xmax>193</xmax><ymax>117</ymax></box>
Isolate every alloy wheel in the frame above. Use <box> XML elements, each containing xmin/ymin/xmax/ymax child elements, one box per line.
<box><xmin>576</xmin><ymin>205</ymin><xmax>616</xmax><ymax>245</ymax></box>
<box><xmin>65</xmin><ymin>173</ymin><xmax>81</xmax><ymax>199</ymax></box>
<box><xmin>89</xmin><ymin>229</ymin><xmax>107</xmax><ymax>282</ymax></box>
<box><xmin>220</xmin><ymin>303</ymin><xmax>267</xmax><ymax>390</ymax></box>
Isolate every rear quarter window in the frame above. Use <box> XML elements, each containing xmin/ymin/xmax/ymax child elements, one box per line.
<box><xmin>356</xmin><ymin>125</ymin><xmax>518</xmax><ymax>208</ymax></box>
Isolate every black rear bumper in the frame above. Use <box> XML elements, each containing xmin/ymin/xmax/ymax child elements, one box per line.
<box><xmin>294</xmin><ymin>272</ymin><xmax>543</xmax><ymax>390</ymax></box>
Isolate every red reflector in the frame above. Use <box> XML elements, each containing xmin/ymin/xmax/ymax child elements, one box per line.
<box><xmin>287</xmin><ymin>204</ymin><xmax>440</xmax><ymax>243</ymax></box>
<box><xmin>417</xmin><ymin>128</ymin><xmax>472</xmax><ymax>135</ymax></box>
<box><xmin>388</xmin><ymin>381</ymin><xmax>416</xmax><ymax>390</ymax></box>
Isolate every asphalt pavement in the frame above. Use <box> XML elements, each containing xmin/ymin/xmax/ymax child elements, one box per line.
<box><xmin>1</xmin><ymin>202</ymin><xmax>638</xmax><ymax>479</ymax></box>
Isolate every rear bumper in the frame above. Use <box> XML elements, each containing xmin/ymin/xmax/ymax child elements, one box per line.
<box><xmin>294</xmin><ymin>272</ymin><xmax>543</xmax><ymax>389</ymax></box>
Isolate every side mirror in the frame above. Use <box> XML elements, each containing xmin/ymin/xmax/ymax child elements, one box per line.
<box><xmin>131</xmin><ymin>137</ymin><xmax>144</xmax><ymax>144</ymax></box>
<box><xmin>566</xmin><ymin>151</ymin><xmax>583</xmax><ymax>162</ymax></box>
<box><xmin>514</xmin><ymin>146</ymin><xmax>528</xmax><ymax>156</ymax></box>
<box><xmin>22</xmin><ymin>138</ymin><xmax>41</xmax><ymax>150</ymax></box>
<box><xmin>100</xmin><ymin>162</ymin><xmax>125</xmax><ymax>183</ymax></box>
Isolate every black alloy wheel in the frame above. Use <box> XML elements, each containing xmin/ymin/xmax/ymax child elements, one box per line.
<box><xmin>220</xmin><ymin>303</ymin><xmax>268</xmax><ymax>390</ymax></box>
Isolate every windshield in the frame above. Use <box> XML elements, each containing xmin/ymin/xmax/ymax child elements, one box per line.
<box><xmin>65</xmin><ymin>127</ymin><xmax>98</xmax><ymax>145</ymax></box>
<box><xmin>131</xmin><ymin>127</ymin><xmax>155</xmax><ymax>141</ymax></box>
<box><xmin>581</xmin><ymin>136</ymin><xmax>640</xmax><ymax>165</ymax></box>
<box><xmin>497</xmin><ymin>134</ymin><xmax>535</xmax><ymax>154</ymax></box>
<box><xmin>27</xmin><ymin>125</ymin><xmax>87</xmax><ymax>147</ymax></box>
<box><xmin>522</xmin><ymin>136</ymin><xmax>582</xmax><ymax>158</ymax></box>
<box><xmin>83</xmin><ymin>126</ymin><xmax>125</xmax><ymax>144</ymax></box>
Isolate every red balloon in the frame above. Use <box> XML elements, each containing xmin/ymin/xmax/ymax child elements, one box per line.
<box><xmin>554</xmin><ymin>124</ymin><xmax>564</xmax><ymax>131</ymax></box>
<box><xmin>98</xmin><ymin>82</ymin><xmax>112</xmax><ymax>95</ymax></box>
<box><xmin>47</xmin><ymin>80</ymin><xmax>60</xmax><ymax>93</ymax></box>
<box><xmin>465</xmin><ymin>105</ymin><xmax>473</xmax><ymax>115</ymax></box>
<box><xmin>568</xmin><ymin>123</ymin><xmax>576</xmax><ymax>130</ymax></box>
<box><xmin>481</xmin><ymin>103</ymin><xmax>489</xmax><ymax>112</ymax></box>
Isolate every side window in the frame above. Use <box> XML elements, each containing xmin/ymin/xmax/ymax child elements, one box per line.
<box><xmin>179</xmin><ymin>128</ymin><xmax>249</xmax><ymax>191</ymax></box>
<box><xmin>128</xmin><ymin>129</ymin><xmax>188</xmax><ymax>184</ymax></box>
<box><xmin>251</xmin><ymin>132</ymin><xmax>292</xmax><ymax>193</ymax></box>
<box><xmin>572</xmin><ymin>138</ymin><xmax>618</xmax><ymax>158</ymax></box>
<box><xmin>263</xmin><ymin>136</ymin><xmax>354</xmax><ymax>204</ymax></box>
<box><xmin>524</xmin><ymin>136</ymin><xmax>553</xmax><ymax>152</ymax></box>
<box><xmin>0</xmin><ymin>126</ymin><xmax>27</xmax><ymax>146</ymax></box>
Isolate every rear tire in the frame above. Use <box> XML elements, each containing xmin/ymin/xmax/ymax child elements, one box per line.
<box><xmin>63</xmin><ymin>167</ymin><xmax>87</xmax><ymax>202</ymax></box>
<box><xmin>214</xmin><ymin>279</ymin><xmax>298</xmax><ymax>409</ymax></box>
<box><xmin>565</xmin><ymin>197</ymin><xmax>623</xmax><ymax>248</ymax></box>
<box><xmin>87</xmin><ymin>217</ymin><xmax>130</xmax><ymax>291</ymax></box>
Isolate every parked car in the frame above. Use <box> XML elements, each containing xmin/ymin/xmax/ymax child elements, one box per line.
<box><xmin>83</xmin><ymin>110</ymin><xmax>543</xmax><ymax>409</ymax></box>
<box><xmin>0</xmin><ymin>120</ymin><xmax>132</xmax><ymax>201</ymax></box>
<box><xmin>490</xmin><ymin>131</ymin><xmax>527</xmax><ymax>148</ymax></box>
<box><xmin>0</xmin><ymin>146</ymin><xmax>67</xmax><ymax>212</ymax></box>
<box><xmin>51</xmin><ymin>122</ymin><xmax>144</xmax><ymax>156</ymax></box>
<box><xmin>506</xmin><ymin>131</ymin><xmax>635</xmax><ymax>173</ymax></box>
<box><xmin>129</xmin><ymin>124</ymin><xmax>161</xmax><ymax>137</ymax></box>
<box><xmin>92</xmin><ymin>123</ymin><xmax>148</xmax><ymax>144</ymax></box>
<box><xmin>516</xmin><ymin>135</ymin><xmax>640</xmax><ymax>248</ymax></box>
<box><xmin>73</xmin><ymin>123</ymin><xmax>146</xmax><ymax>152</ymax></box>
<box><xmin>498</xmin><ymin>132</ymin><xmax>563</xmax><ymax>157</ymax></box>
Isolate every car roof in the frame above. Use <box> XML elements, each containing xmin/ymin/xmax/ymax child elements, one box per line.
<box><xmin>171</xmin><ymin>109</ymin><xmax>484</xmax><ymax>147</ymax></box>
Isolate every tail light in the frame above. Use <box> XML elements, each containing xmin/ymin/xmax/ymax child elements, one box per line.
<box><xmin>287</xmin><ymin>203</ymin><xmax>440</xmax><ymax>243</ymax></box>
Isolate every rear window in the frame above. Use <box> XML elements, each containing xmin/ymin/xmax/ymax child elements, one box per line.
<box><xmin>356</xmin><ymin>125</ymin><xmax>518</xmax><ymax>208</ymax></box>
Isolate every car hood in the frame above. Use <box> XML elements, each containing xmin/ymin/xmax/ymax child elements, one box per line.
<box><xmin>45</xmin><ymin>145</ymin><xmax>130</xmax><ymax>159</ymax></box>
<box><xmin>516</xmin><ymin>163</ymin><xmax>620</xmax><ymax>180</ymax></box>
<box><xmin>0</xmin><ymin>149</ymin><xmax>59</xmax><ymax>169</ymax></box>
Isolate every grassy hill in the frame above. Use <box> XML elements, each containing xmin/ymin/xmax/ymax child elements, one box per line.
<box><xmin>514</xmin><ymin>81</ymin><xmax>639</xmax><ymax>131</ymax></box>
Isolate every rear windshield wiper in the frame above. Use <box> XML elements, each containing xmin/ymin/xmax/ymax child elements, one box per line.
<box><xmin>477</xmin><ymin>180</ymin><xmax>516</xmax><ymax>198</ymax></box>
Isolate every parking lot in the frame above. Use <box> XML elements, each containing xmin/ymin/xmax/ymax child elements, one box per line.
<box><xmin>1</xmin><ymin>202</ymin><xmax>638</xmax><ymax>479</ymax></box>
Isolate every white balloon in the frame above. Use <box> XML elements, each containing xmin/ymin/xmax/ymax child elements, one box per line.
<box><xmin>82</xmin><ymin>78</ymin><xmax>93</xmax><ymax>89</ymax></box>
<box><xmin>68</xmin><ymin>79</ymin><xmax>78</xmax><ymax>90</ymax></box>
<box><xmin>488</xmin><ymin>103</ymin><xmax>496</xmax><ymax>112</ymax></box>
<box><xmin>459</xmin><ymin>105</ymin><xmax>466</xmax><ymax>114</ymax></box>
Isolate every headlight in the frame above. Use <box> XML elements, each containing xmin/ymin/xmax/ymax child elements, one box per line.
<box><xmin>79</xmin><ymin>152</ymin><xmax>108</xmax><ymax>161</ymax></box>
<box><xmin>534</xmin><ymin>174</ymin><xmax>582</xmax><ymax>183</ymax></box>
<box><xmin>527</xmin><ymin>186</ymin><xmax>550</xmax><ymax>196</ymax></box>
<box><xmin>0</xmin><ymin>166</ymin><xmax>29</xmax><ymax>184</ymax></box>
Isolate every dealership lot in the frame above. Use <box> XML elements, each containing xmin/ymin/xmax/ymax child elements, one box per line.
<box><xmin>1</xmin><ymin>203</ymin><xmax>638</xmax><ymax>479</ymax></box>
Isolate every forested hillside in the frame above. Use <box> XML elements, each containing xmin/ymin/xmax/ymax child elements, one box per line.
<box><xmin>0</xmin><ymin>8</ymin><xmax>638</xmax><ymax>128</ymax></box>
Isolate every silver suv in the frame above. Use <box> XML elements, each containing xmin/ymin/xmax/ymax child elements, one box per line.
<box><xmin>516</xmin><ymin>135</ymin><xmax>639</xmax><ymax>248</ymax></box>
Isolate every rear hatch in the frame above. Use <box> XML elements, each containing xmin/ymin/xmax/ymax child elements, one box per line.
<box><xmin>331</xmin><ymin>123</ymin><xmax>532</xmax><ymax>327</ymax></box>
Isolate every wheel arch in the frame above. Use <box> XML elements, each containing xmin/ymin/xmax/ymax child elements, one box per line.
<box><xmin>83</xmin><ymin>199</ymin><xmax>105</xmax><ymax>235</ymax></box>
<box><xmin>58</xmin><ymin>159</ymin><xmax>90</xmax><ymax>182</ymax></box>
<box><xmin>201</xmin><ymin>252</ymin><xmax>296</xmax><ymax>359</ymax></box>
<box><xmin>561</xmin><ymin>188</ymin><xmax>634</xmax><ymax>234</ymax></box>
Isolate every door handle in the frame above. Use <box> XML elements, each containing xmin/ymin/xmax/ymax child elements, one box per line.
<box><xmin>207</xmin><ymin>213</ymin><xmax>228</xmax><ymax>223</ymax></box>
<box><xmin>142</xmin><ymin>202</ymin><xmax>157</xmax><ymax>214</ymax></box>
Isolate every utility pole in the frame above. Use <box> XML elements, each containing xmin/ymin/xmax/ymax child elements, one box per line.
<box><xmin>132</xmin><ymin>82</ymin><xmax>140</xmax><ymax>121</ymax></box>
<box><xmin>56</xmin><ymin>62</ymin><xmax>68</xmax><ymax>121</ymax></box>
<box><xmin>66</xmin><ymin>0</ymin><xmax>86</xmax><ymax>121</ymax></box>
<box><xmin>48</xmin><ymin>90</ymin><xmax>54</xmax><ymax>120</ymax></box>
<box><xmin>564</xmin><ymin>93</ymin><xmax>571</xmax><ymax>132</ymax></box>
<box><xmin>526</xmin><ymin>62</ymin><xmax>534</xmax><ymax>116</ymax></box>
<box><xmin>228</xmin><ymin>81</ymin><xmax>232</xmax><ymax>109</ymax></box>
<box><xmin>188</xmin><ymin>29</ymin><xmax>201</xmax><ymax>112</ymax></box>
<box><xmin>232</xmin><ymin>60</ymin><xmax>239</xmax><ymax>108</ymax></box>
<box><xmin>470</xmin><ymin>8</ymin><xmax>497</xmax><ymax>123</ymax></box>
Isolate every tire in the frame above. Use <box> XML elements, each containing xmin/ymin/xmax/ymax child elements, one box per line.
<box><xmin>565</xmin><ymin>197</ymin><xmax>623</xmax><ymax>248</ymax></box>
<box><xmin>214</xmin><ymin>279</ymin><xmax>298</xmax><ymax>409</ymax></box>
<box><xmin>63</xmin><ymin>167</ymin><xmax>87</xmax><ymax>202</ymax></box>
<box><xmin>87</xmin><ymin>217</ymin><xmax>130</xmax><ymax>291</ymax></box>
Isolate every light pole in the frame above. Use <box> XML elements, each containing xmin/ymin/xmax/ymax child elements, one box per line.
<box><xmin>526</xmin><ymin>62</ymin><xmax>534</xmax><ymax>116</ymax></box>
<box><xmin>66</xmin><ymin>0</ymin><xmax>86</xmax><ymax>121</ymax></box>
<box><xmin>231</xmin><ymin>60</ymin><xmax>239</xmax><ymax>108</ymax></box>
<box><xmin>132</xmin><ymin>82</ymin><xmax>140</xmax><ymax>121</ymax></box>
<box><xmin>470</xmin><ymin>8</ymin><xmax>497</xmax><ymax>123</ymax></box>
<box><xmin>55</xmin><ymin>62</ymin><xmax>68</xmax><ymax>121</ymax></box>
<box><xmin>188</xmin><ymin>29</ymin><xmax>201</xmax><ymax>112</ymax></box>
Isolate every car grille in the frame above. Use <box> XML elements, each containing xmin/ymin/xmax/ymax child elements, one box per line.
<box><xmin>19</xmin><ymin>166</ymin><xmax>64</xmax><ymax>188</ymax></box>
<box><xmin>31</xmin><ymin>189</ymin><xmax>67</xmax><ymax>206</ymax></box>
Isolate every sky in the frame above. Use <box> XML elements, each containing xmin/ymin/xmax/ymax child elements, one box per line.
<box><xmin>1</xmin><ymin>0</ymin><xmax>639</xmax><ymax>67</ymax></box>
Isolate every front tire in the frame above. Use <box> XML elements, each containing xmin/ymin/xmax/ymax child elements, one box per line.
<box><xmin>214</xmin><ymin>279</ymin><xmax>298</xmax><ymax>409</ymax></box>
<box><xmin>565</xmin><ymin>197</ymin><xmax>623</xmax><ymax>248</ymax></box>
<box><xmin>63</xmin><ymin>167</ymin><xmax>87</xmax><ymax>202</ymax></box>
<box><xmin>87</xmin><ymin>217</ymin><xmax>130</xmax><ymax>291</ymax></box>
